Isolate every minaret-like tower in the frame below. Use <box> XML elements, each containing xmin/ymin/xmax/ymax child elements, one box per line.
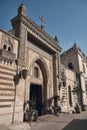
<box><xmin>11</xmin><ymin>4</ymin><xmax>27</xmax><ymax>61</ymax></box>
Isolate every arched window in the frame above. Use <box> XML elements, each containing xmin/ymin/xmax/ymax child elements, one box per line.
<box><xmin>34</xmin><ymin>67</ymin><xmax>39</xmax><ymax>78</ymax></box>
<box><xmin>3</xmin><ymin>44</ymin><xmax>12</xmax><ymax>52</ymax></box>
<box><xmin>68</xmin><ymin>62</ymin><xmax>73</xmax><ymax>70</ymax></box>
<box><xmin>8</xmin><ymin>46</ymin><xmax>11</xmax><ymax>51</ymax></box>
<box><xmin>3</xmin><ymin>44</ymin><xmax>7</xmax><ymax>50</ymax></box>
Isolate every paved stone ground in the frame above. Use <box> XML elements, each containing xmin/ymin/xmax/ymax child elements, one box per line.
<box><xmin>0</xmin><ymin>122</ymin><xmax>30</xmax><ymax>130</ymax></box>
<box><xmin>30</xmin><ymin>111</ymin><xmax>87</xmax><ymax>130</ymax></box>
<box><xmin>1</xmin><ymin>111</ymin><xmax>87</xmax><ymax>130</ymax></box>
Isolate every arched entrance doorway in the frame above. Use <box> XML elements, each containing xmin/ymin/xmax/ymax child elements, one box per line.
<box><xmin>30</xmin><ymin>84</ymin><xmax>42</xmax><ymax>115</ymax></box>
<box><xmin>29</xmin><ymin>58</ymin><xmax>49</xmax><ymax>116</ymax></box>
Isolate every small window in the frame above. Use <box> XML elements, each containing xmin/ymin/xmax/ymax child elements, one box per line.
<box><xmin>27</xmin><ymin>32</ymin><xmax>30</xmax><ymax>41</ymax></box>
<box><xmin>8</xmin><ymin>47</ymin><xmax>11</xmax><ymax>51</ymax></box>
<box><xmin>3</xmin><ymin>44</ymin><xmax>7</xmax><ymax>50</ymax></box>
<box><xmin>68</xmin><ymin>62</ymin><xmax>73</xmax><ymax>70</ymax></box>
<box><xmin>34</xmin><ymin>67</ymin><xmax>39</xmax><ymax>78</ymax></box>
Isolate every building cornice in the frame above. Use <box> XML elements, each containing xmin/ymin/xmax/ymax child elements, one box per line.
<box><xmin>11</xmin><ymin>14</ymin><xmax>62</xmax><ymax>52</ymax></box>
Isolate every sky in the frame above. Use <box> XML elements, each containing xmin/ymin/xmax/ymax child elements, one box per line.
<box><xmin>0</xmin><ymin>0</ymin><xmax>87</xmax><ymax>55</ymax></box>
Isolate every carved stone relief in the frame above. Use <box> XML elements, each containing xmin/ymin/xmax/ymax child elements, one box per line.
<box><xmin>1</xmin><ymin>33</ymin><xmax>14</xmax><ymax>51</ymax></box>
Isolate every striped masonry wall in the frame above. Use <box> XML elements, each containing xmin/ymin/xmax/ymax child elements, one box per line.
<box><xmin>0</xmin><ymin>63</ymin><xmax>15</xmax><ymax>125</ymax></box>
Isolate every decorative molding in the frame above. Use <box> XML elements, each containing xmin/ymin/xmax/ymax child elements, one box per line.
<box><xmin>11</xmin><ymin>15</ymin><xmax>62</xmax><ymax>52</ymax></box>
<box><xmin>1</xmin><ymin>33</ymin><xmax>14</xmax><ymax>49</ymax></box>
<box><xmin>0</xmin><ymin>49</ymin><xmax>16</xmax><ymax>62</ymax></box>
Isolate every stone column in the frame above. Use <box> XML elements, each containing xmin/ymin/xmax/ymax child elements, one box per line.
<box><xmin>53</xmin><ymin>52</ymin><xmax>60</xmax><ymax>96</ymax></box>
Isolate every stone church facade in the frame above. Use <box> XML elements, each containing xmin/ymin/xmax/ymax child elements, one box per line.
<box><xmin>0</xmin><ymin>4</ymin><xmax>87</xmax><ymax>126</ymax></box>
<box><xmin>0</xmin><ymin>4</ymin><xmax>62</xmax><ymax>125</ymax></box>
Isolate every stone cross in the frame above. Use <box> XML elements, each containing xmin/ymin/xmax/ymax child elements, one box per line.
<box><xmin>39</xmin><ymin>16</ymin><xmax>45</xmax><ymax>26</ymax></box>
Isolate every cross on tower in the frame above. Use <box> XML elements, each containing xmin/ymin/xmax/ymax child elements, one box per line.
<box><xmin>39</xmin><ymin>16</ymin><xmax>45</xmax><ymax>27</ymax></box>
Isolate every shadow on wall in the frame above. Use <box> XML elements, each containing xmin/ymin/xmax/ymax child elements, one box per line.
<box><xmin>62</xmin><ymin>119</ymin><xmax>87</xmax><ymax>130</ymax></box>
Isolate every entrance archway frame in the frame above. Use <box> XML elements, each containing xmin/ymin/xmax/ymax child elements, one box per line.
<box><xmin>29</xmin><ymin>56</ymin><xmax>50</xmax><ymax>114</ymax></box>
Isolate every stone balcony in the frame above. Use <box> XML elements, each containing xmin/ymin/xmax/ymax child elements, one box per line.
<box><xmin>0</xmin><ymin>49</ymin><xmax>16</xmax><ymax>62</ymax></box>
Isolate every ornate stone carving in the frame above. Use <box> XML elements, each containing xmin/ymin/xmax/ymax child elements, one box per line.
<box><xmin>0</xmin><ymin>49</ymin><xmax>16</xmax><ymax>62</ymax></box>
<box><xmin>1</xmin><ymin>33</ymin><xmax>14</xmax><ymax>51</ymax></box>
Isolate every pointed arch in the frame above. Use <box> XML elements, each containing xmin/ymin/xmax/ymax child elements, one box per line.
<box><xmin>29</xmin><ymin>56</ymin><xmax>49</xmax><ymax>83</ymax></box>
<box><xmin>29</xmin><ymin>56</ymin><xmax>50</xmax><ymax>114</ymax></box>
